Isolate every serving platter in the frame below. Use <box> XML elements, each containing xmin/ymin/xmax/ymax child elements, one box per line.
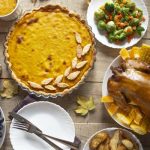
<box><xmin>87</xmin><ymin>0</ymin><xmax>149</xmax><ymax>49</ymax></box>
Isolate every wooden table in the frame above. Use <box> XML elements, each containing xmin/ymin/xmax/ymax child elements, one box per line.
<box><xmin>0</xmin><ymin>0</ymin><xmax>150</xmax><ymax>149</ymax></box>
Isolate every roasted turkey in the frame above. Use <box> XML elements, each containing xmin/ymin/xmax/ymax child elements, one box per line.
<box><xmin>108</xmin><ymin>59</ymin><xmax>150</xmax><ymax>118</ymax></box>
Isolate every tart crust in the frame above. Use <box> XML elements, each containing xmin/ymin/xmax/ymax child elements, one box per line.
<box><xmin>5</xmin><ymin>5</ymin><xmax>96</xmax><ymax>98</ymax></box>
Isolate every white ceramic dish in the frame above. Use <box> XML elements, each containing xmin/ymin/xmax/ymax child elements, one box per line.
<box><xmin>102</xmin><ymin>55</ymin><xmax>131</xmax><ymax>129</ymax></box>
<box><xmin>0</xmin><ymin>0</ymin><xmax>22</xmax><ymax>21</ymax></box>
<box><xmin>9</xmin><ymin>102</ymin><xmax>75</xmax><ymax>150</ymax></box>
<box><xmin>83</xmin><ymin>127</ymin><xmax>143</xmax><ymax>150</ymax></box>
<box><xmin>0</xmin><ymin>107</ymin><xmax>6</xmax><ymax>149</ymax></box>
<box><xmin>87</xmin><ymin>0</ymin><xmax>149</xmax><ymax>49</ymax></box>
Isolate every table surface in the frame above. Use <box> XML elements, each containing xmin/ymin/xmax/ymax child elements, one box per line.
<box><xmin>0</xmin><ymin>0</ymin><xmax>150</xmax><ymax>149</ymax></box>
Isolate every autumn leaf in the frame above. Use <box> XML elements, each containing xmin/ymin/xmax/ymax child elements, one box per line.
<box><xmin>0</xmin><ymin>79</ymin><xmax>18</xmax><ymax>99</ymax></box>
<box><xmin>75</xmin><ymin>96</ymin><xmax>95</xmax><ymax>116</ymax></box>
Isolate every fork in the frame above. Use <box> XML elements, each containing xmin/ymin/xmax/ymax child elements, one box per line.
<box><xmin>13</xmin><ymin>121</ymin><xmax>79</xmax><ymax>150</ymax></box>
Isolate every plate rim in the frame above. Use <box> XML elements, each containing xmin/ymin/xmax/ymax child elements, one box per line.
<box><xmin>9</xmin><ymin>101</ymin><xmax>75</xmax><ymax>150</ymax></box>
<box><xmin>87</xmin><ymin>0</ymin><xmax>149</xmax><ymax>49</ymax></box>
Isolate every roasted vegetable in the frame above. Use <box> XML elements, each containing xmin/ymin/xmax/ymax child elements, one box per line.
<box><xmin>94</xmin><ymin>0</ymin><xmax>145</xmax><ymax>43</ymax></box>
<box><xmin>106</xmin><ymin>21</ymin><xmax>116</xmax><ymax>32</ymax></box>
<box><xmin>105</xmin><ymin>1</ymin><xmax>115</xmax><ymax>12</ymax></box>
<box><xmin>98</xmin><ymin>20</ymin><xmax>106</xmax><ymax>30</ymax></box>
<box><xmin>94</xmin><ymin>9</ymin><xmax>105</xmax><ymax>20</ymax></box>
<box><xmin>136</xmin><ymin>26</ymin><xmax>144</xmax><ymax>36</ymax></box>
<box><xmin>130</xmin><ymin>18</ymin><xmax>140</xmax><ymax>26</ymax></box>
<box><xmin>124</xmin><ymin>26</ymin><xmax>133</xmax><ymax>35</ymax></box>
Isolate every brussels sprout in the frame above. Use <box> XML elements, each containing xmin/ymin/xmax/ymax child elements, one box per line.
<box><xmin>115</xmin><ymin>3</ymin><xmax>121</xmax><ymax>12</ymax></box>
<box><xmin>132</xmin><ymin>10</ymin><xmax>138</xmax><ymax>17</ymax></box>
<box><xmin>124</xmin><ymin>26</ymin><xmax>133</xmax><ymax>35</ymax></box>
<box><xmin>94</xmin><ymin>9</ymin><xmax>105</xmax><ymax>20</ymax></box>
<box><xmin>136</xmin><ymin>26</ymin><xmax>144</xmax><ymax>36</ymax></box>
<box><xmin>108</xmin><ymin>33</ymin><xmax>116</xmax><ymax>42</ymax></box>
<box><xmin>106</xmin><ymin>21</ymin><xmax>116</xmax><ymax>32</ymax></box>
<box><xmin>98</xmin><ymin>20</ymin><xmax>106</xmax><ymax>30</ymax></box>
<box><xmin>126</xmin><ymin>2</ymin><xmax>136</xmax><ymax>10</ymax></box>
<box><xmin>105</xmin><ymin>1</ymin><xmax>115</xmax><ymax>12</ymax></box>
<box><xmin>130</xmin><ymin>18</ymin><xmax>140</xmax><ymax>26</ymax></box>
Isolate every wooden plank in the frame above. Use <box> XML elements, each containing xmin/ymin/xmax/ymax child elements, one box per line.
<box><xmin>2</xmin><ymin>122</ymin><xmax>150</xmax><ymax>150</ymax></box>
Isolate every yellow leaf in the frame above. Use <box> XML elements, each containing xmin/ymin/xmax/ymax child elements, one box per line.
<box><xmin>101</xmin><ymin>96</ymin><xmax>114</xmax><ymax>103</ymax></box>
<box><xmin>85</xmin><ymin>97</ymin><xmax>95</xmax><ymax>111</ymax></box>
<box><xmin>75</xmin><ymin>106</ymin><xmax>88</xmax><ymax>116</ymax></box>
<box><xmin>119</xmin><ymin>48</ymin><xmax>130</xmax><ymax>60</ymax></box>
<box><xmin>75</xmin><ymin>96</ymin><xmax>95</xmax><ymax>116</ymax></box>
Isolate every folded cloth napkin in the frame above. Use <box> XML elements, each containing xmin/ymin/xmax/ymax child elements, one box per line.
<box><xmin>9</xmin><ymin>95</ymin><xmax>81</xmax><ymax>149</ymax></box>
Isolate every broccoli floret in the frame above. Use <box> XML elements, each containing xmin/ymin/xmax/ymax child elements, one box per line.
<box><xmin>94</xmin><ymin>9</ymin><xmax>105</xmax><ymax>20</ymax></box>
<box><xmin>118</xmin><ymin>32</ymin><xmax>126</xmax><ymax>41</ymax></box>
<box><xmin>105</xmin><ymin>1</ymin><xmax>115</xmax><ymax>12</ymax></box>
<box><xmin>98</xmin><ymin>20</ymin><xmax>106</xmax><ymax>30</ymax></box>
<box><xmin>106</xmin><ymin>21</ymin><xmax>116</xmax><ymax>32</ymax></box>
<box><xmin>136</xmin><ymin>26</ymin><xmax>144</xmax><ymax>36</ymax></box>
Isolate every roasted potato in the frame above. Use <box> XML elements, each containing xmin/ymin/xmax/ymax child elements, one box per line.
<box><xmin>110</xmin><ymin>130</ymin><xmax>120</xmax><ymax>150</ymax></box>
<box><xmin>122</xmin><ymin>139</ymin><xmax>134</xmax><ymax>150</ymax></box>
<box><xmin>89</xmin><ymin>132</ymin><xmax>109</xmax><ymax>150</ymax></box>
<box><xmin>117</xmin><ymin>144</ymin><xmax>127</xmax><ymax>150</ymax></box>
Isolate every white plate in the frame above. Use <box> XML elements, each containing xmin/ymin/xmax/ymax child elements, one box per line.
<box><xmin>83</xmin><ymin>128</ymin><xmax>143</xmax><ymax>150</ymax></box>
<box><xmin>0</xmin><ymin>107</ymin><xmax>6</xmax><ymax>149</ymax></box>
<box><xmin>10</xmin><ymin>102</ymin><xmax>75</xmax><ymax>150</ymax></box>
<box><xmin>87</xmin><ymin>0</ymin><xmax>149</xmax><ymax>49</ymax></box>
<box><xmin>102</xmin><ymin>55</ymin><xmax>132</xmax><ymax>129</ymax></box>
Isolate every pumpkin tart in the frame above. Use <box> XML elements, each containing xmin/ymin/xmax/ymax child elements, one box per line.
<box><xmin>5</xmin><ymin>5</ymin><xmax>95</xmax><ymax>97</ymax></box>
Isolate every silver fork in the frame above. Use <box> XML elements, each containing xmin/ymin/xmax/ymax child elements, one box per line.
<box><xmin>13</xmin><ymin>121</ymin><xmax>79</xmax><ymax>150</ymax></box>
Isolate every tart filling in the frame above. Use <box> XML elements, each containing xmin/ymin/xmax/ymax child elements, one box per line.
<box><xmin>6</xmin><ymin>5</ymin><xmax>95</xmax><ymax>95</ymax></box>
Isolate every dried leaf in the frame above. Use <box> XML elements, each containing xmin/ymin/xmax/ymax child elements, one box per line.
<box><xmin>45</xmin><ymin>85</ymin><xmax>56</xmax><ymax>91</ymax></box>
<box><xmin>75</xmin><ymin>96</ymin><xmax>95</xmax><ymax>116</ymax></box>
<box><xmin>75</xmin><ymin>32</ymin><xmax>82</xmax><ymax>44</ymax></box>
<box><xmin>76</xmin><ymin>45</ymin><xmax>82</xmax><ymax>59</ymax></box>
<box><xmin>0</xmin><ymin>79</ymin><xmax>18</xmax><ymax>99</ymax></box>
<box><xmin>41</xmin><ymin>78</ymin><xmax>53</xmax><ymax>85</ymax></box>
<box><xmin>72</xmin><ymin>57</ymin><xmax>78</xmax><ymax>69</ymax></box>
<box><xmin>67</xmin><ymin>71</ymin><xmax>80</xmax><ymax>80</ymax></box>
<box><xmin>64</xmin><ymin>67</ymin><xmax>71</xmax><ymax>77</ymax></box>
<box><xmin>76</xmin><ymin>61</ymin><xmax>87</xmax><ymax>69</ymax></box>
<box><xmin>75</xmin><ymin>106</ymin><xmax>88</xmax><ymax>116</ymax></box>
<box><xmin>28</xmin><ymin>81</ymin><xmax>43</xmax><ymax>89</ymax></box>
<box><xmin>57</xmin><ymin>83</ymin><xmax>69</xmax><ymax>88</ymax></box>
<box><xmin>54</xmin><ymin>75</ymin><xmax>63</xmax><ymax>85</ymax></box>
<box><xmin>82</xmin><ymin>44</ymin><xmax>91</xmax><ymax>56</ymax></box>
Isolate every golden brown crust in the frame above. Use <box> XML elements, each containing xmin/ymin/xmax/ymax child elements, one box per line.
<box><xmin>4</xmin><ymin>5</ymin><xmax>96</xmax><ymax>98</ymax></box>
